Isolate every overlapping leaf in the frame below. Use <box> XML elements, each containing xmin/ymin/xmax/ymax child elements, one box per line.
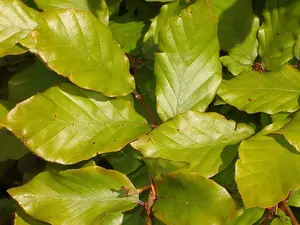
<box><xmin>227</xmin><ymin>207</ymin><xmax>264</xmax><ymax>225</ymax></box>
<box><xmin>29</xmin><ymin>9</ymin><xmax>135</xmax><ymax>97</ymax></box>
<box><xmin>132</xmin><ymin>111</ymin><xmax>254</xmax><ymax>177</ymax></box>
<box><xmin>155</xmin><ymin>1</ymin><xmax>222</xmax><ymax>121</ymax></box>
<box><xmin>236</xmin><ymin>127</ymin><xmax>300</xmax><ymax>208</ymax></box>
<box><xmin>218</xmin><ymin>65</ymin><xmax>300</xmax><ymax>114</ymax></box>
<box><xmin>0</xmin><ymin>0</ymin><xmax>39</xmax><ymax>55</ymax></box>
<box><xmin>142</xmin><ymin>0</ymin><xmax>192</xmax><ymax>59</ymax></box>
<box><xmin>153</xmin><ymin>172</ymin><xmax>236</xmax><ymax>225</ymax></box>
<box><xmin>9</xmin><ymin>166</ymin><xmax>138</xmax><ymax>225</ymax></box>
<box><xmin>211</xmin><ymin>0</ymin><xmax>259</xmax><ymax>75</ymax></box>
<box><xmin>34</xmin><ymin>0</ymin><xmax>109</xmax><ymax>26</ymax></box>
<box><xmin>3</xmin><ymin>83</ymin><xmax>150</xmax><ymax>164</ymax></box>
<box><xmin>273</xmin><ymin>110</ymin><xmax>300</xmax><ymax>152</ymax></box>
<box><xmin>8</xmin><ymin>60</ymin><xmax>65</xmax><ymax>102</ymax></box>
<box><xmin>258</xmin><ymin>0</ymin><xmax>300</xmax><ymax>70</ymax></box>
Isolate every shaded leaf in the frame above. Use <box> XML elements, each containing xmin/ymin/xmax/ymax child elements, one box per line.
<box><xmin>143</xmin><ymin>157</ymin><xmax>189</xmax><ymax>177</ymax></box>
<box><xmin>0</xmin><ymin>129</ymin><xmax>29</xmax><ymax>161</ymax></box>
<box><xmin>227</xmin><ymin>207</ymin><xmax>264</xmax><ymax>225</ymax></box>
<box><xmin>3</xmin><ymin>83</ymin><xmax>150</xmax><ymax>164</ymax></box>
<box><xmin>273</xmin><ymin>110</ymin><xmax>300</xmax><ymax>152</ymax></box>
<box><xmin>213</xmin><ymin>0</ymin><xmax>259</xmax><ymax>75</ymax></box>
<box><xmin>218</xmin><ymin>65</ymin><xmax>300</xmax><ymax>114</ymax></box>
<box><xmin>288</xmin><ymin>189</ymin><xmax>300</xmax><ymax>207</ymax></box>
<box><xmin>132</xmin><ymin>111</ymin><xmax>254</xmax><ymax>177</ymax></box>
<box><xmin>15</xmin><ymin>206</ymin><xmax>49</xmax><ymax>225</ymax></box>
<box><xmin>110</xmin><ymin>14</ymin><xmax>145</xmax><ymax>53</ymax></box>
<box><xmin>0</xmin><ymin>199</ymin><xmax>15</xmax><ymax>225</ymax></box>
<box><xmin>236</xmin><ymin>129</ymin><xmax>300</xmax><ymax>208</ymax></box>
<box><xmin>153</xmin><ymin>171</ymin><xmax>236</xmax><ymax>225</ymax></box>
<box><xmin>106</xmin><ymin>0</ymin><xmax>122</xmax><ymax>16</ymax></box>
<box><xmin>0</xmin><ymin>0</ymin><xmax>39</xmax><ymax>55</ymax></box>
<box><xmin>258</xmin><ymin>0</ymin><xmax>300</xmax><ymax>70</ymax></box>
<box><xmin>30</xmin><ymin>9</ymin><xmax>135</xmax><ymax>97</ymax></box>
<box><xmin>8</xmin><ymin>60</ymin><xmax>65</xmax><ymax>102</ymax></box>
<box><xmin>34</xmin><ymin>0</ymin><xmax>109</xmax><ymax>26</ymax></box>
<box><xmin>9</xmin><ymin>166</ymin><xmax>138</xmax><ymax>225</ymax></box>
<box><xmin>142</xmin><ymin>0</ymin><xmax>191</xmax><ymax>59</ymax></box>
<box><xmin>104</xmin><ymin>145</ymin><xmax>142</xmax><ymax>175</ymax></box>
<box><xmin>295</xmin><ymin>36</ymin><xmax>300</xmax><ymax>59</ymax></box>
<box><xmin>155</xmin><ymin>1</ymin><xmax>222</xmax><ymax>121</ymax></box>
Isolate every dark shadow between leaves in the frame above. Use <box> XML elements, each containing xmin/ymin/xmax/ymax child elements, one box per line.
<box><xmin>267</xmin><ymin>134</ymin><xmax>300</xmax><ymax>155</ymax></box>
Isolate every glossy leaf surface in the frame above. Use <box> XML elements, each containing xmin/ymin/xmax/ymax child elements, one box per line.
<box><xmin>132</xmin><ymin>111</ymin><xmax>254</xmax><ymax>177</ymax></box>
<box><xmin>9</xmin><ymin>166</ymin><xmax>138</xmax><ymax>225</ymax></box>
<box><xmin>3</xmin><ymin>83</ymin><xmax>150</xmax><ymax>164</ymax></box>
<box><xmin>31</xmin><ymin>9</ymin><xmax>135</xmax><ymax>96</ymax></box>
<box><xmin>155</xmin><ymin>1</ymin><xmax>222</xmax><ymax>121</ymax></box>
<box><xmin>153</xmin><ymin>172</ymin><xmax>236</xmax><ymax>225</ymax></box>
<box><xmin>0</xmin><ymin>0</ymin><xmax>38</xmax><ymax>55</ymax></box>
<box><xmin>218</xmin><ymin>65</ymin><xmax>300</xmax><ymax>114</ymax></box>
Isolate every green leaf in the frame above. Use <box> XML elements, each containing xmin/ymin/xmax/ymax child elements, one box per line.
<box><xmin>8</xmin><ymin>60</ymin><xmax>66</xmax><ymax>102</ymax></box>
<box><xmin>9</xmin><ymin>166</ymin><xmax>138</xmax><ymax>225</ymax></box>
<box><xmin>110</xmin><ymin>14</ymin><xmax>145</xmax><ymax>53</ymax></box>
<box><xmin>104</xmin><ymin>145</ymin><xmax>143</xmax><ymax>175</ymax></box>
<box><xmin>0</xmin><ymin>100</ymin><xmax>14</xmax><ymax>127</ymax></box>
<box><xmin>277</xmin><ymin>209</ymin><xmax>293</xmax><ymax>225</ymax></box>
<box><xmin>0</xmin><ymin>0</ymin><xmax>39</xmax><ymax>55</ymax></box>
<box><xmin>258</xmin><ymin>0</ymin><xmax>300</xmax><ymax>70</ymax></box>
<box><xmin>143</xmin><ymin>157</ymin><xmax>189</xmax><ymax>177</ymax></box>
<box><xmin>295</xmin><ymin>36</ymin><xmax>300</xmax><ymax>59</ymax></box>
<box><xmin>30</xmin><ymin>9</ymin><xmax>135</xmax><ymax>97</ymax></box>
<box><xmin>217</xmin><ymin>65</ymin><xmax>300</xmax><ymax>114</ymax></box>
<box><xmin>155</xmin><ymin>1</ymin><xmax>222</xmax><ymax>121</ymax></box>
<box><xmin>34</xmin><ymin>0</ymin><xmax>109</xmax><ymax>26</ymax></box>
<box><xmin>273</xmin><ymin>110</ymin><xmax>300</xmax><ymax>152</ymax></box>
<box><xmin>132</xmin><ymin>111</ymin><xmax>254</xmax><ymax>177</ymax></box>
<box><xmin>0</xmin><ymin>129</ymin><xmax>29</xmax><ymax>161</ymax></box>
<box><xmin>106</xmin><ymin>0</ymin><xmax>122</xmax><ymax>16</ymax></box>
<box><xmin>15</xmin><ymin>207</ymin><xmax>49</xmax><ymax>225</ymax></box>
<box><xmin>0</xmin><ymin>44</ymin><xmax>27</xmax><ymax>57</ymax></box>
<box><xmin>3</xmin><ymin>83</ymin><xmax>150</xmax><ymax>164</ymax></box>
<box><xmin>213</xmin><ymin>0</ymin><xmax>259</xmax><ymax>75</ymax></box>
<box><xmin>236</xmin><ymin>132</ymin><xmax>300</xmax><ymax>208</ymax></box>
<box><xmin>227</xmin><ymin>207</ymin><xmax>264</xmax><ymax>225</ymax></box>
<box><xmin>142</xmin><ymin>0</ymin><xmax>191</xmax><ymax>59</ymax></box>
<box><xmin>153</xmin><ymin>171</ymin><xmax>236</xmax><ymax>225</ymax></box>
<box><xmin>288</xmin><ymin>189</ymin><xmax>300</xmax><ymax>207</ymax></box>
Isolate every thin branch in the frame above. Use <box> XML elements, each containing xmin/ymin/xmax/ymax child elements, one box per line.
<box><xmin>282</xmin><ymin>200</ymin><xmax>300</xmax><ymax>225</ymax></box>
<box><xmin>133</xmin><ymin>90</ymin><xmax>157</xmax><ymax>128</ymax></box>
<box><xmin>262</xmin><ymin>208</ymin><xmax>273</xmax><ymax>225</ymax></box>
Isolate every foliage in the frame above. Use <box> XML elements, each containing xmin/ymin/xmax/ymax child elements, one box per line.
<box><xmin>0</xmin><ymin>0</ymin><xmax>300</xmax><ymax>224</ymax></box>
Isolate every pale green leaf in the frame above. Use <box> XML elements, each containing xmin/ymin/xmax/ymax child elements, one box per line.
<box><xmin>30</xmin><ymin>9</ymin><xmax>135</xmax><ymax>97</ymax></box>
<box><xmin>0</xmin><ymin>100</ymin><xmax>14</xmax><ymax>127</ymax></box>
<box><xmin>132</xmin><ymin>111</ymin><xmax>254</xmax><ymax>177</ymax></box>
<box><xmin>8</xmin><ymin>60</ymin><xmax>65</xmax><ymax>102</ymax></box>
<box><xmin>9</xmin><ymin>166</ymin><xmax>138</xmax><ymax>225</ymax></box>
<box><xmin>217</xmin><ymin>65</ymin><xmax>300</xmax><ymax>114</ymax></box>
<box><xmin>110</xmin><ymin>15</ymin><xmax>145</xmax><ymax>53</ymax></box>
<box><xmin>155</xmin><ymin>1</ymin><xmax>222</xmax><ymax>121</ymax></box>
<box><xmin>3</xmin><ymin>83</ymin><xmax>150</xmax><ymax>164</ymax></box>
<box><xmin>227</xmin><ymin>207</ymin><xmax>264</xmax><ymax>225</ymax></box>
<box><xmin>271</xmin><ymin>218</ymin><xmax>282</xmax><ymax>225</ymax></box>
<box><xmin>258</xmin><ymin>0</ymin><xmax>300</xmax><ymax>70</ymax></box>
<box><xmin>104</xmin><ymin>145</ymin><xmax>142</xmax><ymax>175</ymax></box>
<box><xmin>236</xmin><ymin>132</ymin><xmax>300</xmax><ymax>208</ymax></box>
<box><xmin>34</xmin><ymin>0</ymin><xmax>109</xmax><ymax>26</ymax></box>
<box><xmin>0</xmin><ymin>0</ymin><xmax>39</xmax><ymax>55</ymax></box>
<box><xmin>273</xmin><ymin>110</ymin><xmax>300</xmax><ymax>152</ymax></box>
<box><xmin>153</xmin><ymin>171</ymin><xmax>236</xmax><ymax>225</ymax></box>
<box><xmin>0</xmin><ymin>44</ymin><xmax>27</xmax><ymax>57</ymax></box>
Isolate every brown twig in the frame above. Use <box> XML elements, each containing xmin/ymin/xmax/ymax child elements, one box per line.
<box><xmin>282</xmin><ymin>200</ymin><xmax>300</xmax><ymax>225</ymax></box>
<box><xmin>262</xmin><ymin>208</ymin><xmax>274</xmax><ymax>225</ymax></box>
<box><xmin>145</xmin><ymin>175</ymin><xmax>157</xmax><ymax>225</ymax></box>
<box><xmin>133</xmin><ymin>90</ymin><xmax>157</xmax><ymax>128</ymax></box>
<box><xmin>252</xmin><ymin>61</ymin><xmax>265</xmax><ymax>73</ymax></box>
<box><xmin>294</xmin><ymin>60</ymin><xmax>300</xmax><ymax>68</ymax></box>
